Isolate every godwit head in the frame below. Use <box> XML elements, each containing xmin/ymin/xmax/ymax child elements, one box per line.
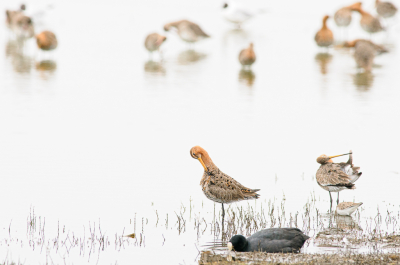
<box><xmin>316</xmin><ymin>152</ymin><xmax>352</xmax><ymax>164</ymax></box>
<box><xmin>190</xmin><ymin>145</ymin><xmax>213</xmax><ymax>172</ymax></box>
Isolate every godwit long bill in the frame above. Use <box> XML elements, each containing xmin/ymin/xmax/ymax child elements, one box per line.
<box><xmin>316</xmin><ymin>151</ymin><xmax>362</xmax><ymax>209</ymax></box>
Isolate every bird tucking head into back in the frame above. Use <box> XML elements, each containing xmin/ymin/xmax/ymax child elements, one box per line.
<box><xmin>317</xmin><ymin>152</ymin><xmax>352</xmax><ymax>164</ymax></box>
<box><xmin>190</xmin><ymin>146</ymin><xmax>213</xmax><ymax>172</ymax></box>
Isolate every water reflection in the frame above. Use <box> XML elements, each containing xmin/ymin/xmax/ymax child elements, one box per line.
<box><xmin>238</xmin><ymin>69</ymin><xmax>255</xmax><ymax>86</ymax></box>
<box><xmin>353</xmin><ymin>72</ymin><xmax>374</xmax><ymax>90</ymax></box>
<box><xmin>5</xmin><ymin>40</ymin><xmax>32</xmax><ymax>74</ymax></box>
<box><xmin>35</xmin><ymin>60</ymin><xmax>57</xmax><ymax>80</ymax></box>
<box><xmin>177</xmin><ymin>49</ymin><xmax>207</xmax><ymax>65</ymax></box>
<box><xmin>335</xmin><ymin>215</ymin><xmax>362</xmax><ymax>231</ymax></box>
<box><xmin>144</xmin><ymin>60</ymin><xmax>166</xmax><ymax>75</ymax></box>
<box><xmin>315</xmin><ymin>53</ymin><xmax>332</xmax><ymax>75</ymax></box>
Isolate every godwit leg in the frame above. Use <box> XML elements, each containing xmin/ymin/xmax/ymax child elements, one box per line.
<box><xmin>337</xmin><ymin>192</ymin><xmax>340</xmax><ymax>205</ymax></box>
<box><xmin>221</xmin><ymin>203</ymin><xmax>225</xmax><ymax>220</ymax></box>
<box><xmin>329</xmin><ymin>191</ymin><xmax>332</xmax><ymax>210</ymax></box>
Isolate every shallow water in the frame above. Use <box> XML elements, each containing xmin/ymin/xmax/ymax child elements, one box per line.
<box><xmin>1</xmin><ymin>0</ymin><xmax>400</xmax><ymax>264</ymax></box>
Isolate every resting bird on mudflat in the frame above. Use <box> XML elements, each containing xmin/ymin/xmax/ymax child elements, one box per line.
<box><xmin>336</xmin><ymin>202</ymin><xmax>363</xmax><ymax>216</ymax></box>
<box><xmin>344</xmin><ymin>39</ymin><xmax>387</xmax><ymax>72</ymax></box>
<box><xmin>376</xmin><ymin>0</ymin><xmax>397</xmax><ymax>18</ymax></box>
<box><xmin>144</xmin><ymin>33</ymin><xmax>167</xmax><ymax>53</ymax></box>
<box><xmin>316</xmin><ymin>151</ymin><xmax>362</xmax><ymax>209</ymax></box>
<box><xmin>164</xmin><ymin>20</ymin><xmax>209</xmax><ymax>43</ymax></box>
<box><xmin>228</xmin><ymin>228</ymin><xmax>309</xmax><ymax>253</ymax></box>
<box><xmin>334</xmin><ymin>2</ymin><xmax>362</xmax><ymax>28</ymax></box>
<box><xmin>36</xmin><ymin>31</ymin><xmax>58</xmax><ymax>51</ymax></box>
<box><xmin>315</xmin><ymin>15</ymin><xmax>334</xmax><ymax>48</ymax></box>
<box><xmin>238</xmin><ymin>43</ymin><xmax>256</xmax><ymax>68</ymax></box>
<box><xmin>190</xmin><ymin>146</ymin><xmax>259</xmax><ymax>219</ymax></box>
<box><xmin>353</xmin><ymin>6</ymin><xmax>384</xmax><ymax>34</ymax></box>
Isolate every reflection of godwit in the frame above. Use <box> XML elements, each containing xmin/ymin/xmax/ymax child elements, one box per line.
<box><xmin>316</xmin><ymin>151</ymin><xmax>362</xmax><ymax>209</ymax></box>
<box><xmin>238</xmin><ymin>69</ymin><xmax>255</xmax><ymax>86</ymax></box>
<box><xmin>177</xmin><ymin>50</ymin><xmax>206</xmax><ymax>65</ymax></box>
<box><xmin>315</xmin><ymin>53</ymin><xmax>332</xmax><ymax>75</ymax></box>
<box><xmin>315</xmin><ymin>15</ymin><xmax>334</xmax><ymax>48</ymax></box>
<box><xmin>164</xmin><ymin>20</ymin><xmax>209</xmax><ymax>43</ymax></box>
<box><xmin>228</xmin><ymin>228</ymin><xmax>309</xmax><ymax>253</ymax></box>
<box><xmin>353</xmin><ymin>6</ymin><xmax>384</xmax><ymax>34</ymax></box>
<box><xmin>190</xmin><ymin>146</ymin><xmax>260</xmax><ymax>220</ymax></box>
<box><xmin>239</xmin><ymin>43</ymin><xmax>256</xmax><ymax>69</ymax></box>
<box><xmin>353</xmin><ymin>72</ymin><xmax>374</xmax><ymax>90</ymax></box>
<box><xmin>336</xmin><ymin>202</ymin><xmax>363</xmax><ymax>216</ymax></box>
<box><xmin>376</xmin><ymin>0</ymin><xmax>397</xmax><ymax>18</ymax></box>
<box><xmin>144</xmin><ymin>33</ymin><xmax>167</xmax><ymax>53</ymax></box>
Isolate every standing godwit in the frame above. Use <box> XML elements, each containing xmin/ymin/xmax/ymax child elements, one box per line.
<box><xmin>336</xmin><ymin>202</ymin><xmax>363</xmax><ymax>216</ymax></box>
<box><xmin>6</xmin><ymin>11</ymin><xmax>34</xmax><ymax>40</ymax></box>
<box><xmin>190</xmin><ymin>146</ymin><xmax>260</xmax><ymax>219</ymax></box>
<box><xmin>36</xmin><ymin>31</ymin><xmax>58</xmax><ymax>51</ymax></box>
<box><xmin>344</xmin><ymin>39</ymin><xmax>387</xmax><ymax>72</ymax></box>
<box><xmin>228</xmin><ymin>228</ymin><xmax>309</xmax><ymax>253</ymax></box>
<box><xmin>334</xmin><ymin>2</ymin><xmax>362</xmax><ymax>27</ymax></box>
<box><xmin>163</xmin><ymin>20</ymin><xmax>210</xmax><ymax>43</ymax></box>
<box><xmin>238</xmin><ymin>43</ymin><xmax>256</xmax><ymax>68</ymax></box>
<box><xmin>376</xmin><ymin>0</ymin><xmax>398</xmax><ymax>18</ymax></box>
<box><xmin>315</xmin><ymin>15</ymin><xmax>334</xmax><ymax>48</ymax></box>
<box><xmin>353</xmin><ymin>6</ymin><xmax>384</xmax><ymax>34</ymax></box>
<box><xmin>144</xmin><ymin>33</ymin><xmax>167</xmax><ymax>53</ymax></box>
<box><xmin>316</xmin><ymin>151</ymin><xmax>362</xmax><ymax>209</ymax></box>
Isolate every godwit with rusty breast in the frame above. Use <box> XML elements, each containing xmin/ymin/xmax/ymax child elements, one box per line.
<box><xmin>376</xmin><ymin>0</ymin><xmax>397</xmax><ymax>18</ymax></box>
<box><xmin>353</xmin><ymin>6</ymin><xmax>384</xmax><ymax>34</ymax></box>
<box><xmin>344</xmin><ymin>39</ymin><xmax>387</xmax><ymax>72</ymax></box>
<box><xmin>316</xmin><ymin>151</ymin><xmax>362</xmax><ymax>209</ymax></box>
<box><xmin>36</xmin><ymin>31</ymin><xmax>58</xmax><ymax>51</ymax></box>
<box><xmin>190</xmin><ymin>146</ymin><xmax>260</xmax><ymax>219</ymax></box>
<box><xmin>164</xmin><ymin>20</ymin><xmax>210</xmax><ymax>43</ymax></box>
<box><xmin>228</xmin><ymin>228</ymin><xmax>309</xmax><ymax>253</ymax></box>
<box><xmin>334</xmin><ymin>2</ymin><xmax>362</xmax><ymax>27</ymax></box>
<box><xmin>336</xmin><ymin>202</ymin><xmax>363</xmax><ymax>216</ymax></box>
<box><xmin>144</xmin><ymin>33</ymin><xmax>167</xmax><ymax>53</ymax></box>
<box><xmin>315</xmin><ymin>15</ymin><xmax>334</xmax><ymax>48</ymax></box>
<box><xmin>239</xmin><ymin>43</ymin><xmax>256</xmax><ymax>68</ymax></box>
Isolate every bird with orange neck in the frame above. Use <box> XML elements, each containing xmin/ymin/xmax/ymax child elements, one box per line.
<box><xmin>190</xmin><ymin>146</ymin><xmax>260</xmax><ymax>219</ymax></box>
<box><xmin>36</xmin><ymin>31</ymin><xmax>58</xmax><ymax>51</ymax></box>
<box><xmin>316</xmin><ymin>151</ymin><xmax>362</xmax><ymax>210</ymax></box>
<box><xmin>239</xmin><ymin>43</ymin><xmax>256</xmax><ymax>69</ymax></box>
<box><xmin>315</xmin><ymin>15</ymin><xmax>334</xmax><ymax>48</ymax></box>
<box><xmin>353</xmin><ymin>6</ymin><xmax>384</xmax><ymax>34</ymax></box>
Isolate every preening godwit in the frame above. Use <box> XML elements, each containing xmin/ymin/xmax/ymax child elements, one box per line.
<box><xmin>228</xmin><ymin>228</ymin><xmax>309</xmax><ymax>253</ymax></box>
<box><xmin>238</xmin><ymin>43</ymin><xmax>256</xmax><ymax>68</ymax></box>
<box><xmin>353</xmin><ymin>6</ymin><xmax>384</xmax><ymax>34</ymax></box>
<box><xmin>144</xmin><ymin>33</ymin><xmax>167</xmax><ymax>52</ymax></box>
<box><xmin>190</xmin><ymin>146</ymin><xmax>260</xmax><ymax>219</ymax></box>
<box><xmin>316</xmin><ymin>151</ymin><xmax>362</xmax><ymax>209</ymax></box>
<box><xmin>222</xmin><ymin>1</ymin><xmax>255</xmax><ymax>28</ymax></box>
<box><xmin>336</xmin><ymin>202</ymin><xmax>363</xmax><ymax>216</ymax></box>
<box><xmin>376</xmin><ymin>0</ymin><xmax>398</xmax><ymax>18</ymax></box>
<box><xmin>36</xmin><ymin>31</ymin><xmax>58</xmax><ymax>51</ymax></box>
<box><xmin>5</xmin><ymin>4</ymin><xmax>26</xmax><ymax>29</ymax></box>
<box><xmin>334</xmin><ymin>2</ymin><xmax>362</xmax><ymax>27</ymax></box>
<box><xmin>344</xmin><ymin>39</ymin><xmax>386</xmax><ymax>72</ymax></box>
<box><xmin>164</xmin><ymin>20</ymin><xmax>210</xmax><ymax>43</ymax></box>
<box><xmin>315</xmin><ymin>15</ymin><xmax>334</xmax><ymax>48</ymax></box>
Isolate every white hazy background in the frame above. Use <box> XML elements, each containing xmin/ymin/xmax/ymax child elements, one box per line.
<box><xmin>1</xmin><ymin>0</ymin><xmax>400</xmax><ymax>263</ymax></box>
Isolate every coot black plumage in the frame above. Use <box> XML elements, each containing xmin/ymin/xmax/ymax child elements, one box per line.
<box><xmin>228</xmin><ymin>228</ymin><xmax>310</xmax><ymax>253</ymax></box>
